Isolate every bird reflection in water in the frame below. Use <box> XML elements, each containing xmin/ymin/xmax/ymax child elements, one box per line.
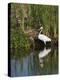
<box><xmin>38</xmin><ymin>47</ymin><xmax>51</xmax><ymax>68</ymax></box>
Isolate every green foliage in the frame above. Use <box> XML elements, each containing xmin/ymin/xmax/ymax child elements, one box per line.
<box><xmin>30</xmin><ymin>5</ymin><xmax>58</xmax><ymax>37</ymax></box>
<box><xmin>10</xmin><ymin>29</ymin><xmax>30</xmax><ymax>50</ymax></box>
<box><xmin>10</xmin><ymin>3</ymin><xmax>58</xmax><ymax>50</ymax></box>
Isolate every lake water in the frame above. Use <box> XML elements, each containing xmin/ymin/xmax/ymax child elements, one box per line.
<box><xmin>11</xmin><ymin>47</ymin><xmax>58</xmax><ymax>77</ymax></box>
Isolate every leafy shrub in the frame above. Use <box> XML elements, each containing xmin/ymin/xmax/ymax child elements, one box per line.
<box><xmin>10</xmin><ymin>29</ymin><xmax>30</xmax><ymax>50</ymax></box>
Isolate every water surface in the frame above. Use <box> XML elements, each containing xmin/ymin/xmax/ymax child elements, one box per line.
<box><xmin>11</xmin><ymin>47</ymin><xmax>58</xmax><ymax>77</ymax></box>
